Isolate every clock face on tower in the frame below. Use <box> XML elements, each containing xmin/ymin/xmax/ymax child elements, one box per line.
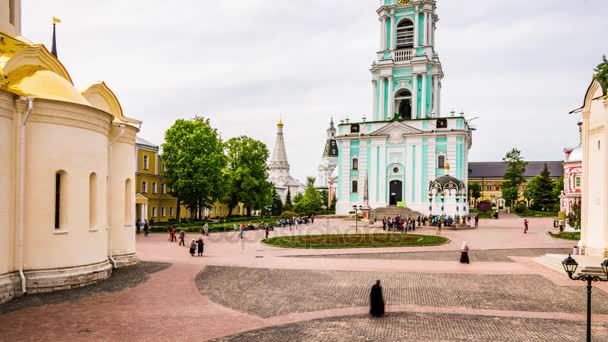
<box><xmin>397</xmin><ymin>0</ymin><xmax>411</xmax><ymax>5</ymax></box>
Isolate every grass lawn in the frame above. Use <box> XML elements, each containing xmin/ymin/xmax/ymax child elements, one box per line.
<box><xmin>549</xmin><ymin>232</ymin><xmax>580</xmax><ymax>240</ymax></box>
<box><xmin>263</xmin><ymin>233</ymin><xmax>449</xmax><ymax>249</ymax></box>
<box><xmin>515</xmin><ymin>210</ymin><xmax>558</xmax><ymax>218</ymax></box>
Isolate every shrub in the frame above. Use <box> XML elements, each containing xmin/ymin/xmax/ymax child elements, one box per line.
<box><xmin>477</xmin><ymin>201</ymin><xmax>492</xmax><ymax>212</ymax></box>
<box><xmin>280</xmin><ymin>211</ymin><xmax>298</xmax><ymax>220</ymax></box>
<box><xmin>514</xmin><ymin>203</ymin><xmax>527</xmax><ymax>214</ymax></box>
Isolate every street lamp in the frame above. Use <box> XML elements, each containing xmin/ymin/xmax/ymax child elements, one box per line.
<box><xmin>428</xmin><ymin>191</ymin><xmax>433</xmax><ymax>216</ymax></box>
<box><xmin>352</xmin><ymin>205</ymin><xmax>362</xmax><ymax>234</ymax></box>
<box><xmin>321</xmin><ymin>205</ymin><xmax>328</xmax><ymax>234</ymax></box>
<box><xmin>562</xmin><ymin>255</ymin><xmax>608</xmax><ymax>342</ymax></box>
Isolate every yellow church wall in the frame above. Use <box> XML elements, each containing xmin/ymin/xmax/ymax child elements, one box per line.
<box><xmin>23</xmin><ymin>100</ymin><xmax>111</xmax><ymax>271</ymax></box>
<box><xmin>0</xmin><ymin>91</ymin><xmax>14</xmax><ymax>276</ymax></box>
<box><xmin>109</xmin><ymin>126</ymin><xmax>137</xmax><ymax>260</ymax></box>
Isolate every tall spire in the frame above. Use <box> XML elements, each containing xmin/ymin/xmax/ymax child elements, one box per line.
<box><xmin>51</xmin><ymin>17</ymin><xmax>61</xmax><ymax>58</ymax></box>
<box><xmin>269</xmin><ymin>119</ymin><xmax>290</xmax><ymax>172</ymax></box>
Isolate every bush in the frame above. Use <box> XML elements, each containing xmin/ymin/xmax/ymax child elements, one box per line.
<box><xmin>514</xmin><ymin>203</ymin><xmax>527</xmax><ymax>214</ymax></box>
<box><xmin>477</xmin><ymin>201</ymin><xmax>492</xmax><ymax>212</ymax></box>
<box><xmin>280</xmin><ymin>211</ymin><xmax>298</xmax><ymax>220</ymax></box>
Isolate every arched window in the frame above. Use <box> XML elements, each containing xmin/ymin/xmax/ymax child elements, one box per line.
<box><xmin>89</xmin><ymin>173</ymin><xmax>97</xmax><ymax>228</ymax></box>
<box><xmin>395</xmin><ymin>89</ymin><xmax>412</xmax><ymax>120</ymax></box>
<box><xmin>125</xmin><ymin>179</ymin><xmax>133</xmax><ymax>225</ymax></box>
<box><xmin>438</xmin><ymin>155</ymin><xmax>446</xmax><ymax>169</ymax></box>
<box><xmin>352</xmin><ymin>158</ymin><xmax>359</xmax><ymax>171</ymax></box>
<box><xmin>352</xmin><ymin>180</ymin><xmax>358</xmax><ymax>193</ymax></box>
<box><xmin>143</xmin><ymin>155</ymin><xmax>149</xmax><ymax>170</ymax></box>
<box><xmin>396</xmin><ymin>19</ymin><xmax>415</xmax><ymax>49</ymax></box>
<box><xmin>54</xmin><ymin>171</ymin><xmax>67</xmax><ymax>229</ymax></box>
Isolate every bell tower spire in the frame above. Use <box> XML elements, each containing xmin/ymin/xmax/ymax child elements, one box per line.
<box><xmin>372</xmin><ymin>0</ymin><xmax>443</xmax><ymax>122</ymax></box>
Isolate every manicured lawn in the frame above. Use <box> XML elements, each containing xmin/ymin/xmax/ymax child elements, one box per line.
<box><xmin>549</xmin><ymin>232</ymin><xmax>580</xmax><ymax>240</ymax></box>
<box><xmin>263</xmin><ymin>234</ymin><xmax>449</xmax><ymax>249</ymax></box>
<box><xmin>515</xmin><ymin>210</ymin><xmax>558</xmax><ymax>218</ymax></box>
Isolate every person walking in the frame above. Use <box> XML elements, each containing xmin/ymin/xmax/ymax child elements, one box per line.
<box><xmin>204</xmin><ymin>223</ymin><xmax>209</xmax><ymax>236</ymax></box>
<box><xmin>144</xmin><ymin>220</ymin><xmax>150</xmax><ymax>237</ymax></box>
<box><xmin>179</xmin><ymin>230</ymin><xmax>185</xmax><ymax>246</ymax></box>
<box><xmin>265</xmin><ymin>225</ymin><xmax>270</xmax><ymax>239</ymax></box>
<box><xmin>197</xmin><ymin>237</ymin><xmax>204</xmax><ymax>256</ymax></box>
<box><xmin>169</xmin><ymin>225</ymin><xmax>176</xmax><ymax>242</ymax></box>
<box><xmin>460</xmin><ymin>241</ymin><xmax>470</xmax><ymax>264</ymax></box>
<box><xmin>474</xmin><ymin>215</ymin><xmax>479</xmax><ymax>228</ymax></box>
<box><xmin>136</xmin><ymin>219</ymin><xmax>142</xmax><ymax>234</ymax></box>
<box><xmin>369</xmin><ymin>280</ymin><xmax>385</xmax><ymax>318</ymax></box>
<box><xmin>189</xmin><ymin>239</ymin><xmax>196</xmax><ymax>256</ymax></box>
<box><xmin>239</xmin><ymin>224</ymin><xmax>244</xmax><ymax>239</ymax></box>
<box><xmin>436</xmin><ymin>218</ymin><xmax>443</xmax><ymax>236</ymax></box>
<box><xmin>524</xmin><ymin>219</ymin><xmax>529</xmax><ymax>234</ymax></box>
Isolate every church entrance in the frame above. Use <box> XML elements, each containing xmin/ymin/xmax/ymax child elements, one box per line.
<box><xmin>389</xmin><ymin>180</ymin><xmax>403</xmax><ymax>206</ymax></box>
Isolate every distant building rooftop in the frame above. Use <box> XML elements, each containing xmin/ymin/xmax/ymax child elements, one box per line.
<box><xmin>468</xmin><ymin>161</ymin><xmax>563</xmax><ymax>179</ymax></box>
<box><xmin>136</xmin><ymin>137</ymin><xmax>157</xmax><ymax>148</ymax></box>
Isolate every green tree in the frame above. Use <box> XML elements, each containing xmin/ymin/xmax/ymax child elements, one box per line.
<box><xmin>293</xmin><ymin>193</ymin><xmax>304</xmax><ymax>206</ymax></box>
<box><xmin>595</xmin><ymin>55</ymin><xmax>608</xmax><ymax>88</ymax></box>
<box><xmin>553</xmin><ymin>175</ymin><xmax>564</xmax><ymax>201</ymax></box>
<box><xmin>329</xmin><ymin>193</ymin><xmax>337</xmax><ymax>211</ymax></box>
<box><xmin>269</xmin><ymin>187</ymin><xmax>283</xmax><ymax>217</ymax></box>
<box><xmin>222</xmin><ymin>136</ymin><xmax>272</xmax><ymax>216</ymax></box>
<box><xmin>527</xmin><ymin>163</ymin><xmax>556</xmax><ymax>211</ymax></box>
<box><xmin>523</xmin><ymin>177</ymin><xmax>539</xmax><ymax>204</ymax></box>
<box><xmin>320</xmin><ymin>189</ymin><xmax>329</xmax><ymax>208</ymax></box>
<box><xmin>283</xmin><ymin>188</ymin><xmax>293</xmax><ymax>211</ymax></box>
<box><xmin>294</xmin><ymin>177</ymin><xmax>324</xmax><ymax>215</ymax></box>
<box><xmin>161</xmin><ymin>117</ymin><xmax>226</xmax><ymax>219</ymax></box>
<box><xmin>469</xmin><ymin>182</ymin><xmax>482</xmax><ymax>206</ymax></box>
<box><xmin>501</xmin><ymin>148</ymin><xmax>528</xmax><ymax>208</ymax></box>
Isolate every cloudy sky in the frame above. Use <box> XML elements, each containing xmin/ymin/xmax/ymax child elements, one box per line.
<box><xmin>22</xmin><ymin>0</ymin><xmax>608</xmax><ymax>181</ymax></box>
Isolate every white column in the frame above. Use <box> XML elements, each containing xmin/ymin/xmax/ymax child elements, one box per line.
<box><xmin>428</xmin><ymin>13</ymin><xmax>432</xmax><ymax>47</ymax></box>
<box><xmin>380</xmin><ymin>17</ymin><xmax>387</xmax><ymax>51</ymax></box>
<box><xmin>412</xmin><ymin>74</ymin><xmax>418</xmax><ymax>119</ymax></box>
<box><xmin>372</xmin><ymin>80</ymin><xmax>378</xmax><ymax>120</ymax></box>
<box><xmin>421</xmin><ymin>73</ymin><xmax>427</xmax><ymax>118</ymax></box>
<box><xmin>423</xmin><ymin>12</ymin><xmax>428</xmax><ymax>46</ymax></box>
<box><xmin>433</xmin><ymin>75</ymin><xmax>439</xmax><ymax>116</ymax></box>
<box><xmin>388</xmin><ymin>76</ymin><xmax>394</xmax><ymax>119</ymax></box>
<box><xmin>379</xmin><ymin>18</ymin><xmax>384</xmax><ymax>51</ymax></box>
<box><xmin>414</xmin><ymin>8</ymin><xmax>419</xmax><ymax>48</ymax></box>
<box><xmin>438</xmin><ymin>80</ymin><xmax>442</xmax><ymax>117</ymax></box>
<box><xmin>390</xmin><ymin>14</ymin><xmax>396</xmax><ymax>50</ymax></box>
<box><xmin>379</xmin><ymin>77</ymin><xmax>385</xmax><ymax>120</ymax></box>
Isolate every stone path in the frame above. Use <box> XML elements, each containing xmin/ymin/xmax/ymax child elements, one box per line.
<box><xmin>216</xmin><ymin>312</ymin><xmax>608</xmax><ymax>342</ymax></box>
<box><xmin>0</xmin><ymin>216</ymin><xmax>602</xmax><ymax>341</ymax></box>
<box><xmin>296</xmin><ymin>248</ymin><xmax>571</xmax><ymax>262</ymax></box>
<box><xmin>198</xmin><ymin>266</ymin><xmax>608</xmax><ymax>318</ymax></box>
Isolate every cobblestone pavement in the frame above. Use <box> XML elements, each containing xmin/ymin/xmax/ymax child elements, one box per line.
<box><xmin>0</xmin><ymin>262</ymin><xmax>170</xmax><ymax>315</ymax></box>
<box><xmin>0</xmin><ymin>217</ymin><xmax>600</xmax><ymax>341</ymax></box>
<box><xmin>216</xmin><ymin>312</ymin><xmax>608</xmax><ymax>342</ymax></box>
<box><xmin>198</xmin><ymin>266</ymin><xmax>608</xmax><ymax>318</ymax></box>
<box><xmin>296</xmin><ymin>248</ymin><xmax>571</xmax><ymax>262</ymax></box>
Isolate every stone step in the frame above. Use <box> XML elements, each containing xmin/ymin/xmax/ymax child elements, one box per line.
<box><xmin>533</xmin><ymin>254</ymin><xmax>568</xmax><ymax>274</ymax></box>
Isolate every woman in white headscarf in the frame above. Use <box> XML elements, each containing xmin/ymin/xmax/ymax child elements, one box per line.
<box><xmin>460</xmin><ymin>241</ymin><xmax>470</xmax><ymax>264</ymax></box>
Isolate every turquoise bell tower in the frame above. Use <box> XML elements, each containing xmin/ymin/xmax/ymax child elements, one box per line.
<box><xmin>372</xmin><ymin>0</ymin><xmax>443</xmax><ymax>121</ymax></box>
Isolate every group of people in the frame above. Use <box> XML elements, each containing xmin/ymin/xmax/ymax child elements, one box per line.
<box><xmin>381</xmin><ymin>216</ymin><xmax>420</xmax><ymax>232</ymax></box>
<box><xmin>189</xmin><ymin>237</ymin><xmax>205</xmax><ymax>256</ymax></box>
<box><xmin>275</xmin><ymin>216</ymin><xmax>315</xmax><ymax>229</ymax></box>
<box><xmin>135</xmin><ymin>219</ymin><xmax>150</xmax><ymax>236</ymax></box>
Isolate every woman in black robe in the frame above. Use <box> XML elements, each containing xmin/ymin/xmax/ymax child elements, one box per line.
<box><xmin>460</xmin><ymin>241</ymin><xmax>470</xmax><ymax>264</ymax></box>
<box><xmin>369</xmin><ymin>280</ymin><xmax>385</xmax><ymax>318</ymax></box>
<box><xmin>197</xmin><ymin>237</ymin><xmax>204</xmax><ymax>256</ymax></box>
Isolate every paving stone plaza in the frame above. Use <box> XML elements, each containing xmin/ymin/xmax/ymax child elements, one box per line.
<box><xmin>2</xmin><ymin>215</ymin><xmax>608</xmax><ymax>341</ymax></box>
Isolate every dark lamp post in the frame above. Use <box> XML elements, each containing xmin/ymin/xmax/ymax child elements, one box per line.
<box><xmin>352</xmin><ymin>205</ymin><xmax>362</xmax><ymax>234</ymax></box>
<box><xmin>562</xmin><ymin>254</ymin><xmax>608</xmax><ymax>342</ymax></box>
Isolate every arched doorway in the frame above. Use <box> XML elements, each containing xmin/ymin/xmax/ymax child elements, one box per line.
<box><xmin>389</xmin><ymin>180</ymin><xmax>403</xmax><ymax>206</ymax></box>
<box><xmin>395</xmin><ymin>89</ymin><xmax>412</xmax><ymax>120</ymax></box>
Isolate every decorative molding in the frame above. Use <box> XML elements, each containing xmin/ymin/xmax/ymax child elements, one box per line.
<box><xmin>589</xmin><ymin>125</ymin><xmax>606</xmax><ymax>136</ymax></box>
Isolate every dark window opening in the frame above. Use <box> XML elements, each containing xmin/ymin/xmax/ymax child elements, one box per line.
<box><xmin>352</xmin><ymin>180</ymin><xmax>358</xmax><ymax>193</ymax></box>
<box><xmin>55</xmin><ymin>172</ymin><xmax>61</xmax><ymax>229</ymax></box>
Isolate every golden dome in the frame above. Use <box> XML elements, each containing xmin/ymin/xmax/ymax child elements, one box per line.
<box><xmin>445</xmin><ymin>162</ymin><xmax>451</xmax><ymax>170</ymax></box>
<box><xmin>6</xmin><ymin>67</ymin><xmax>89</xmax><ymax>106</ymax></box>
<box><xmin>277</xmin><ymin>119</ymin><xmax>284</xmax><ymax>128</ymax></box>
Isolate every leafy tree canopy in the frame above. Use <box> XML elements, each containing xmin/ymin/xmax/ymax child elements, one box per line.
<box><xmin>469</xmin><ymin>183</ymin><xmax>482</xmax><ymax>203</ymax></box>
<box><xmin>161</xmin><ymin>117</ymin><xmax>226</xmax><ymax>217</ymax></box>
<box><xmin>222</xmin><ymin>136</ymin><xmax>272</xmax><ymax>216</ymax></box>
<box><xmin>595</xmin><ymin>55</ymin><xmax>608</xmax><ymax>90</ymax></box>
<box><xmin>501</xmin><ymin>148</ymin><xmax>528</xmax><ymax>207</ymax></box>
<box><xmin>294</xmin><ymin>178</ymin><xmax>324</xmax><ymax>215</ymax></box>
